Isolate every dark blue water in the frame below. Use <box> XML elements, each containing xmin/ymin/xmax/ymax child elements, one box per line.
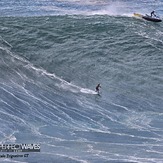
<box><xmin>0</xmin><ymin>1</ymin><xmax>163</xmax><ymax>163</ymax></box>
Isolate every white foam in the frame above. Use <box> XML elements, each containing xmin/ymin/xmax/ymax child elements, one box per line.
<box><xmin>80</xmin><ymin>88</ymin><xmax>98</xmax><ymax>95</ymax></box>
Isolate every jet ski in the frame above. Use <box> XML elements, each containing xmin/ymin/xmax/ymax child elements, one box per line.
<box><xmin>134</xmin><ymin>13</ymin><xmax>162</xmax><ymax>22</ymax></box>
<box><xmin>142</xmin><ymin>14</ymin><xmax>162</xmax><ymax>22</ymax></box>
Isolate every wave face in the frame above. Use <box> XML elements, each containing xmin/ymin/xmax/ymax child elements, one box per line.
<box><xmin>0</xmin><ymin>1</ymin><xmax>163</xmax><ymax>163</ymax></box>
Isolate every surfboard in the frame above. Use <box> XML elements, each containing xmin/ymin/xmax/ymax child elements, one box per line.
<box><xmin>80</xmin><ymin>88</ymin><xmax>98</xmax><ymax>95</ymax></box>
<box><xmin>133</xmin><ymin>13</ymin><xmax>143</xmax><ymax>18</ymax></box>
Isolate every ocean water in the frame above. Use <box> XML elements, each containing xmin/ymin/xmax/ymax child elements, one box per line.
<box><xmin>0</xmin><ymin>0</ymin><xmax>163</xmax><ymax>163</ymax></box>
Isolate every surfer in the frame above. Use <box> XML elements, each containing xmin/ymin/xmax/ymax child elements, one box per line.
<box><xmin>95</xmin><ymin>84</ymin><xmax>101</xmax><ymax>94</ymax></box>
<box><xmin>151</xmin><ymin>11</ymin><xmax>156</xmax><ymax>17</ymax></box>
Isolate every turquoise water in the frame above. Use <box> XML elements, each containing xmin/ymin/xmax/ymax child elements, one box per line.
<box><xmin>0</xmin><ymin>1</ymin><xmax>163</xmax><ymax>163</ymax></box>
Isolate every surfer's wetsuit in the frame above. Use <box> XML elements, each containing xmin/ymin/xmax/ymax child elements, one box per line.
<box><xmin>151</xmin><ymin>11</ymin><xmax>156</xmax><ymax>17</ymax></box>
<box><xmin>96</xmin><ymin>84</ymin><xmax>101</xmax><ymax>93</ymax></box>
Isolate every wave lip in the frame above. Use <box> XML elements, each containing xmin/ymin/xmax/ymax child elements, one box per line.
<box><xmin>0</xmin><ymin>0</ymin><xmax>162</xmax><ymax>16</ymax></box>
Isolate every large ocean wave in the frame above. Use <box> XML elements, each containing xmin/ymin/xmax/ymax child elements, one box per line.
<box><xmin>0</xmin><ymin>1</ymin><xmax>163</xmax><ymax>162</ymax></box>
